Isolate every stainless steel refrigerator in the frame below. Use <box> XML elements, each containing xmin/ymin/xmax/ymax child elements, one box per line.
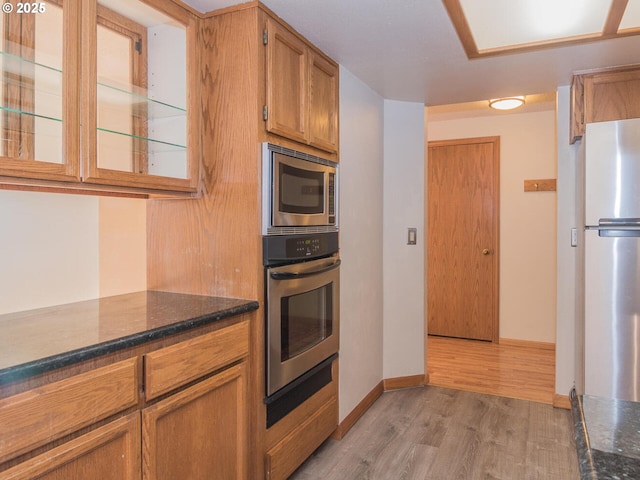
<box><xmin>584</xmin><ymin>117</ymin><xmax>640</xmax><ymax>401</ymax></box>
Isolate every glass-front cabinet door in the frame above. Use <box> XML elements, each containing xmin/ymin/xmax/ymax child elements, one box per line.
<box><xmin>0</xmin><ymin>0</ymin><xmax>198</xmax><ymax>195</ymax></box>
<box><xmin>0</xmin><ymin>0</ymin><xmax>80</xmax><ymax>182</ymax></box>
<box><xmin>82</xmin><ymin>0</ymin><xmax>199</xmax><ymax>193</ymax></box>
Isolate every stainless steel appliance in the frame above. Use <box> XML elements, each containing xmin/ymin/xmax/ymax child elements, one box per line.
<box><xmin>584</xmin><ymin>117</ymin><xmax>640</xmax><ymax>401</ymax></box>
<box><xmin>262</xmin><ymin>143</ymin><xmax>338</xmax><ymax>235</ymax></box>
<box><xmin>263</xmin><ymin>231</ymin><xmax>339</xmax><ymax>427</ymax></box>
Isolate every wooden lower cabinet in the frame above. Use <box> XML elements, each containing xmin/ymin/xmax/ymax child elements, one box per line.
<box><xmin>0</xmin><ymin>319</ymin><xmax>251</xmax><ymax>480</ymax></box>
<box><xmin>0</xmin><ymin>413</ymin><xmax>140</xmax><ymax>480</ymax></box>
<box><xmin>0</xmin><ymin>358</ymin><xmax>138</xmax><ymax>464</ymax></box>
<box><xmin>265</xmin><ymin>398</ymin><xmax>337</xmax><ymax>480</ymax></box>
<box><xmin>142</xmin><ymin>363</ymin><xmax>248</xmax><ymax>480</ymax></box>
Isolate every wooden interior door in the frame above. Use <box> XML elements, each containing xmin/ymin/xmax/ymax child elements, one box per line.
<box><xmin>427</xmin><ymin>137</ymin><xmax>499</xmax><ymax>342</ymax></box>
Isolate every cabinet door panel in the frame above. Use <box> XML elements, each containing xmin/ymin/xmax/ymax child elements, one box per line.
<box><xmin>308</xmin><ymin>53</ymin><xmax>338</xmax><ymax>153</ymax></box>
<box><xmin>585</xmin><ymin>69</ymin><xmax>640</xmax><ymax>125</ymax></box>
<box><xmin>266</xmin><ymin>397</ymin><xmax>338</xmax><ymax>480</ymax></box>
<box><xmin>144</xmin><ymin>320</ymin><xmax>249</xmax><ymax>401</ymax></box>
<box><xmin>81</xmin><ymin>0</ymin><xmax>199</xmax><ymax>193</ymax></box>
<box><xmin>0</xmin><ymin>0</ymin><xmax>80</xmax><ymax>182</ymax></box>
<box><xmin>0</xmin><ymin>413</ymin><xmax>140</xmax><ymax>480</ymax></box>
<box><xmin>0</xmin><ymin>357</ymin><xmax>138</xmax><ymax>464</ymax></box>
<box><xmin>265</xmin><ymin>18</ymin><xmax>307</xmax><ymax>144</ymax></box>
<box><xmin>142</xmin><ymin>363</ymin><xmax>247</xmax><ymax>480</ymax></box>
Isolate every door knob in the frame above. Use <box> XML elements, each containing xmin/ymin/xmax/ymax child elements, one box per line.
<box><xmin>482</xmin><ymin>248</ymin><xmax>490</xmax><ymax>255</ymax></box>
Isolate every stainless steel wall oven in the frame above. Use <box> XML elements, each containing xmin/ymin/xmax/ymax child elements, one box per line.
<box><xmin>262</xmin><ymin>229</ymin><xmax>339</xmax><ymax>428</ymax></box>
<box><xmin>262</xmin><ymin>143</ymin><xmax>340</xmax><ymax>427</ymax></box>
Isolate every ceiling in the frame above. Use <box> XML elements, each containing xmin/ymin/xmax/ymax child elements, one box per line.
<box><xmin>182</xmin><ymin>0</ymin><xmax>640</xmax><ymax>107</ymax></box>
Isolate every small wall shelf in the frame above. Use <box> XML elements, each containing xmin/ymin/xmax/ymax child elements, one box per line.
<box><xmin>524</xmin><ymin>179</ymin><xmax>556</xmax><ymax>192</ymax></box>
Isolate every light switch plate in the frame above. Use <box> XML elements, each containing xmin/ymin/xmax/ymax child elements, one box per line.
<box><xmin>407</xmin><ymin>228</ymin><xmax>417</xmax><ymax>245</ymax></box>
<box><xmin>571</xmin><ymin>227</ymin><xmax>577</xmax><ymax>247</ymax></box>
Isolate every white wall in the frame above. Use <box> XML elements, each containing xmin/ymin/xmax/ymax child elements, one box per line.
<box><xmin>98</xmin><ymin>197</ymin><xmax>147</xmax><ymax>297</ymax></box>
<box><xmin>427</xmin><ymin>108</ymin><xmax>558</xmax><ymax>343</ymax></box>
<box><xmin>555</xmin><ymin>85</ymin><xmax>581</xmax><ymax>396</ymax></box>
<box><xmin>338</xmin><ymin>66</ymin><xmax>385</xmax><ymax>421</ymax></box>
<box><xmin>382</xmin><ymin>100</ymin><xmax>425</xmax><ymax>380</ymax></box>
<box><xmin>0</xmin><ymin>191</ymin><xmax>146</xmax><ymax>315</ymax></box>
<box><xmin>0</xmin><ymin>190</ymin><xmax>100</xmax><ymax>314</ymax></box>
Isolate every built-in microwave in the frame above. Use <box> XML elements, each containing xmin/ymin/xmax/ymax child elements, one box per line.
<box><xmin>262</xmin><ymin>143</ymin><xmax>338</xmax><ymax>236</ymax></box>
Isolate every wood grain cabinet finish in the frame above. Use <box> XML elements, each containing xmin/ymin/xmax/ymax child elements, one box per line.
<box><xmin>0</xmin><ymin>357</ymin><xmax>138</xmax><ymax>464</ymax></box>
<box><xmin>144</xmin><ymin>320</ymin><xmax>249</xmax><ymax>400</ymax></box>
<box><xmin>0</xmin><ymin>413</ymin><xmax>141</xmax><ymax>480</ymax></box>
<box><xmin>308</xmin><ymin>52</ymin><xmax>339</xmax><ymax>153</ymax></box>
<box><xmin>0</xmin><ymin>0</ymin><xmax>81</xmax><ymax>185</ymax></box>
<box><xmin>142</xmin><ymin>363</ymin><xmax>248</xmax><ymax>480</ymax></box>
<box><xmin>265</xmin><ymin>17</ymin><xmax>339</xmax><ymax>154</ymax></box>
<box><xmin>265</xmin><ymin>398</ymin><xmax>338</xmax><ymax>480</ymax></box>
<box><xmin>0</xmin><ymin>319</ymin><xmax>250</xmax><ymax>479</ymax></box>
<box><xmin>570</xmin><ymin>65</ymin><xmax>640</xmax><ymax>143</ymax></box>
<box><xmin>0</xmin><ymin>0</ymin><xmax>200</xmax><ymax>195</ymax></box>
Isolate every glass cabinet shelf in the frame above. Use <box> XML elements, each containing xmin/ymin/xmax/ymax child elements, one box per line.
<box><xmin>0</xmin><ymin>106</ymin><xmax>62</xmax><ymax>124</ymax></box>
<box><xmin>97</xmin><ymin>127</ymin><xmax>186</xmax><ymax>152</ymax></box>
<box><xmin>0</xmin><ymin>53</ymin><xmax>187</xmax><ymax>144</ymax></box>
<box><xmin>97</xmin><ymin>81</ymin><xmax>186</xmax><ymax>120</ymax></box>
<box><xmin>0</xmin><ymin>52</ymin><xmax>63</xmax><ymax>118</ymax></box>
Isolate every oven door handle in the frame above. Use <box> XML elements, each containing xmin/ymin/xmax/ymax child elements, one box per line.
<box><xmin>270</xmin><ymin>258</ymin><xmax>341</xmax><ymax>280</ymax></box>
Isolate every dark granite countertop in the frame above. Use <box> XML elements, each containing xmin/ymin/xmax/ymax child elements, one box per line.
<box><xmin>571</xmin><ymin>388</ymin><xmax>640</xmax><ymax>479</ymax></box>
<box><xmin>0</xmin><ymin>290</ymin><xmax>259</xmax><ymax>385</ymax></box>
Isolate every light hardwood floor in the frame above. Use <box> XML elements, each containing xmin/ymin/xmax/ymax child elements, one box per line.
<box><xmin>290</xmin><ymin>337</ymin><xmax>579</xmax><ymax>479</ymax></box>
<box><xmin>426</xmin><ymin>335</ymin><xmax>557</xmax><ymax>404</ymax></box>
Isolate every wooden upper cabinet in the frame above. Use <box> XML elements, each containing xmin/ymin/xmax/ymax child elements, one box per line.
<box><xmin>82</xmin><ymin>0</ymin><xmax>200</xmax><ymax>194</ymax></box>
<box><xmin>0</xmin><ymin>0</ymin><xmax>81</xmax><ymax>183</ymax></box>
<box><xmin>308</xmin><ymin>52</ymin><xmax>338</xmax><ymax>153</ymax></box>
<box><xmin>265</xmin><ymin>17</ymin><xmax>338</xmax><ymax>154</ymax></box>
<box><xmin>570</xmin><ymin>65</ymin><xmax>640</xmax><ymax>144</ymax></box>
<box><xmin>0</xmin><ymin>0</ymin><xmax>200</xmax><ymax>195</ymax></box>
<box><xmin>265</xmin><ymin>18</ymin><xmax>307</xmax><ymax>145</ymax></box>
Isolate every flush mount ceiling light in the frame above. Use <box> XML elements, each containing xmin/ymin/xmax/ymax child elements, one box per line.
<box><xmin>488</xmin><ymin>96</ymin><xmax>525</xmax><ymax>110</ymax></box>
<box><xmin>442</xmin><ymin>0</ymin><xmax>640</xmax><ymax>58</ymax></box>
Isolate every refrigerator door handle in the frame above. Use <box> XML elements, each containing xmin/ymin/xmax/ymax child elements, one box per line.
<box><xmin>597</xmin><ymin>228</ymin><xmax>640</xmax><ymax>237</ymax></box>
<box><xmin>589</xmin><ymin>218</ymin><xmax>640</xmax><ymax>237</ymax></box>
<box><xmin>598</xmin><ymin>218</ymin><xmax>640</xmax><ymax>227</ymax></box>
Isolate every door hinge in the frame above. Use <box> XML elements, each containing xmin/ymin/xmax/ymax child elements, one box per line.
<box><xmin>263</xmin><ymin>28</ymin><xmax>268</xmax><ymax>45</ymax></box>
<box><xmin>134</xmin><ymin>38</ymin><xmax>142</xmax><ymax>54</ymax></box>
<box><xmin>263</xmin><ymin>105</ymin><xmax>268</xmax><ymax>121</ymax></box>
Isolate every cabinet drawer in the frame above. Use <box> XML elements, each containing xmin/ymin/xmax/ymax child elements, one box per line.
<box><xmin>0</xmin><ymin>357</ymin><xmax>138</xmax><ymax>464</ymax></box>
<box><xmin>0</xmin><ymin>412</ymin><xmax>140</xmax><ymax>480</ymax></box>
<box><xmin>144</xmin><ymin>320</ymin><xmax>249</xmax><ymax>401</ymax></box>
<box><xmin>266</xmin><ymin>397</ymin><xmax>337</xmax><ymax>480</ymax></box>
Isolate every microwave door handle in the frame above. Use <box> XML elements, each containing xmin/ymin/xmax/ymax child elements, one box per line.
<box><xmin>270</xmin><ymin>259</ymin><xmax>341</xmax><ymax>280</ymax></box>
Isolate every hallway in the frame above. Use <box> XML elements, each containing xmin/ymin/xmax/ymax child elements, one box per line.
<box><xmin>427</xmin><ymin>335</ymin><xmax>557</xmax><ymax>405</ymax></box>
<box><xmin>289</xmin><ymin>336</ymin><xmax>578</xmax><ymax>479</ymax></box>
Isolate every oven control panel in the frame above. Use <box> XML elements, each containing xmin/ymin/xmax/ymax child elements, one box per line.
<box><xmin>263</xmin><ymin>232</ymin><xmax>338</xmax><ymax>265</ymax></box>
<box><xmin>288</xmin><ymin>237</ymin><xmax>324</xmax><ymax>257</ymax></box>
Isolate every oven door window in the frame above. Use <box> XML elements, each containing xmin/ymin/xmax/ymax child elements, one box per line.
<box><xmin>281</xmin><ymin>284</ymin><xmax>333</xmax><ymax>361</ymax></box>
<box><xmin>279</xmin><ymin>163</ymin><xmax>325</xmax><ymax>215</ymax></box>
